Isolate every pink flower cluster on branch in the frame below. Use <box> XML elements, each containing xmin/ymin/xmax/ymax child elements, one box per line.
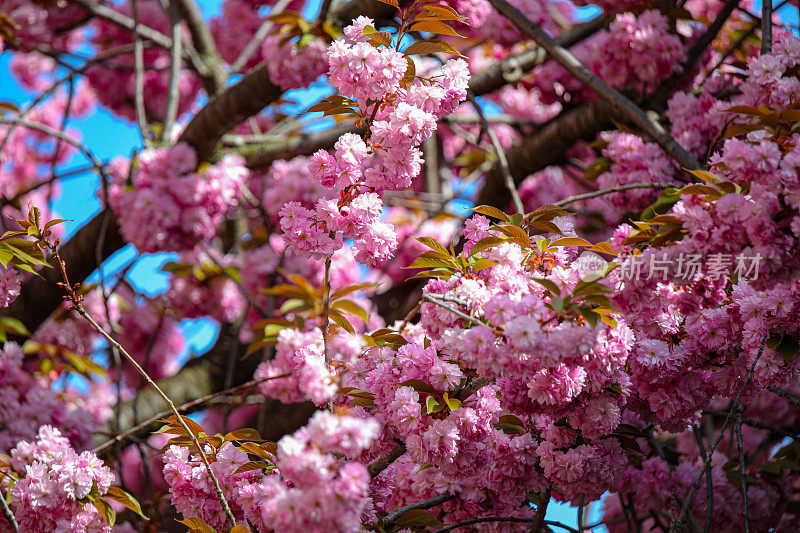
<box><xmin>3</xmin><ymin>426</ymin><xmax>115</xmax><ymax>533</ymax></box>
<box><xmin>108</xmin><ymin>143</ymin><xmax>247</xmax><ymax>254</ymax></box>
<box><xmin>279</xmin><ymin>16</ymin><xmax>470</xmax><ymax>266</ymax></box>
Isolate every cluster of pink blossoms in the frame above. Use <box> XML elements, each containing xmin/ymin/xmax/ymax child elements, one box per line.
<box><xmin>263</xmin><ymin>34</ymin><xmax>329</xmax><ymax>90</ymax></box>
<box><xmin>279</xmin><ymin>16</ymin><xmax>470</xmax><ymax>266</ymax></box>
<box><xmin>591</xmin><ymin>10</ymin><xmax>686</xmax><ymax>92</ymax></box>
<box><xmin>108</xmin><ymin>143</ymin><xmax>247</xmax><ymax>253</ymax></box>
<box><xmin>162</xmin><ymin>442</ymin><xmax>259</xmax><ymax>531</ymax></box>
<box><xmin>167</xmin><ymin>252</ymin><xmax>246</xmax><ymax>323</ymax></box>
<box><xmin>0</xmin><ymin>343</ymin><xmax>110</xmax><ymax>454</ymax></box>
<box><xmin>161</xmin><ymin>412</ymin><xmax>378</xmax><ymax>532</ymax></box>
<box><xmin>86</xmin><ymin>0</ymin><xmax>201</xmax><ymax>121</ymax></box>
<box><xmin>255</xmin><ymin>325</ymin><xmax>367</xmax><ymax>406</ymax></box>
<box><xmin>238</xmin><ymin>411</ymin><xmax>379</xmax><ymax>532</ymax></box>
<box><xmin>3</xmin><ymin>426</ymin><xmax>115</xmax><ymax>533</ymax></box>
<box><xmin>250</xmin><ymin>156</ymin><xmax>334</xmax><ymax>220</ymax></box>
<box><xmin>0</xmin><ymin>266</ymin><xmax>20</xmax><ymax>308</ymax></box>
<box><xmin>0</xmin><ymin>88</ymin><xmax>94</xmax><ymax>200</ymax></box>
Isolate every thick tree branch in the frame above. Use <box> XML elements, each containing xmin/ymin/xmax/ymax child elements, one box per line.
<box><xmin>243</xmin><ymin>124</ymin><xmax>363</xmax><ymax>168</ymax></box>
<box><xmin>488</xmin><ymin>0</ymin><xmax>700</xmax><ymax>171</ymax></box>
<box><xmin>476</xmin><ymin>100</ymin><xmax>615</xmax><ymax>210</ymax></box>
<box><xmin>469</xmin><ymin>13</ymin><xmax>609</xmax><ymax>97</ymax></box>
<box><xmin>177</xmin><ymin>62</ymin><xmax>284</xmax><ymax>162</ymax></box>
<box><xmin>0</xmin><ymin>211</ymin><xmax>125</xmax><ymax>333</ymax></box>
<box><xmin>761</xmin><ymin>0</ymin><xmax>772</xmax><ymax>54</ymax></box>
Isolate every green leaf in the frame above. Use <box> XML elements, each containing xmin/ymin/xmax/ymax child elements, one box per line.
<box><xmin>330</xmin><ymin>282</ymin><xmax>376</xmax><ymax>300</ymax></box>
<box><xmin>494</xmin><ymin>225</ymin><xmax>531</xmax><ymax>248</ymax></box>
<box><xmin>404</xmin><ymin>39</ymin><xmax>464</xmax><ymax>57</ymax></box>
<box><xmin>404</xmin><ymin>256</ymin><xmax>455</xmax><ymax>270</ymax></box>
<box><xmin>329</xmin><ymin>310</ymin><xmax>355</xmax><ymax>334</ymax></box>
<box><xmin>576</xmin><ymin>307</ymin><xmax>599</xmax><ymax>327</ymax></box>
<box><xmin>532</xmin><ymin>278</ymin><xmax>561</xmax><ymax>296</ymax></box>
<box><xmin>233</xmin><ymin>461</ymin><xmax>270</xmax><ymax>474</ymax></box>
<box><xmin>415</xmin><ymin>236</ymin><xmax>450</xmax><ymax>256</ymax></box>
<box><xmin>105</xmin><ymin>486</ymin><xmax>148</xmax><ymax>520</ymax></box>
<box><xmin>443</xmin><ymin>392</ymin><xmax>461</xmax><ymax>411</ymax></box>
<box><xmin>366</xmin><ymin>29</ymin><xmax>393</xmax><ymax>47</ymax></box>
<box><xmin>470</xmin><ymin>258</ymin><xmax>497</xmax><ymax>272</ymax></box>
<box><xmin>426</xmin><ymin>396</ymin><xmax>444</xmax><ymax>414</ymax></box>
<box><xmin>469</xmin><ymin>236</ymin><xmax>507</xmax><ymax>256</ymax></box>
<box><xmin>278</xmin><ymin>298</ymin><xmax>309</xmax><ymax>315</ymax></box>
<box><xmin>550</xmin><ymin>237</ymin><xmax>592</xmax><ymax>247</ymax></box>
<box><xmin>0</xmin><ymin>317</ymin><xmax>30</xmax><ymax>337</ymax></box>
<box><xmin>43</xmin><ymin>218</ymin><xmax>68</xmax><ymax>230</ymax></box>
<box><xmin>224</xmin><ymin>428</ymin><xmax>262</xmax><ymax>441</ymax></box>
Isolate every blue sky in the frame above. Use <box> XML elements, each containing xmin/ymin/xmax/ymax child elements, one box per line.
<box><xmin>6</xmin><ymin>0</ymin><xmax>798</xmax><ymax>529</ymax></box>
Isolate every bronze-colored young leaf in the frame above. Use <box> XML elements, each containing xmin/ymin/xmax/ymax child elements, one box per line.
<box><xmin>106</xmin><ymin>486</ymin><xmax>148</xmax><ymax>520</ymax></box>
<box><xmin>410</xmin><ymin>20</ymin><xmax>464</xmax><ymax>38</ymax></box>
<box><xmin>472</xmin><ymin>205</ymin><xmax>509</xmax><ymax>221</ymax></box>
<box><xmin>550</xmin><ymin>237</ymin><xmax>592</xmax><ymax>247</ymax></box>
<box><xmin>177</xmin><ymin>517</ymin><xmax>218</xmax><ymax>533</ymax></box>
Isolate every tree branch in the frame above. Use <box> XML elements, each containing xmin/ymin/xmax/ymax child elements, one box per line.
<box><xmin>476</xmin><ymin>100</ymin><xmax>615</xmax><ymax>210</ymax></box>
<box><xmin>243</xmin><ymin>124</ymin><xmax>363</xmax><ymax>168</ymax></box>
<box><xmin>0</xmin><ymin>211</ymin><xmax>125</xmax><ymax>334</ymax></box>
<box><xmin>468</xmin><ymin>13</ymin><xmax>609</xmax><ymax>97</ymax></box>
<box><xmin>177</xmin><ymin>62</ymin><xmax>284</xmax><ymax>162</ymax></box>
<box><xmin>487</xmin><ymin>0</ymin><xmax>700</xmax><ymax>171</ymax></box>
<box><xmin>381</xmin><ymin>493</ymin><xmax>456</xmax><ymax>530</ymax></box>
<box><xmin>368</xmin><ymin>441</ymin><xmax>406</xmax><ymax>477</ymax></box>
<box><xmin>174</xmin><ymin>0</ymin><xmax>226</xmax><ymax>93</ymax></box>
<box><xmin>761</xmin><ymin>0</ymin><xmax>772</xmax><ymax>54</ymax></box>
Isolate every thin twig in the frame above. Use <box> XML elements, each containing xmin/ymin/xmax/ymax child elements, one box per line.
<box><xmin>42</xmin><ymin>240</ymin><xmax>237</xmax><ymax>527</ymax></box>
<box><xmin>93</xmin><ymin>376</ymin><xmax>280</xmax><ymax>454</ymax></box>
<box><xmin>74</xmin><ymin>0</ymin><xmax>173</xmax><ymax>48</ymax></box>
<box><xmin>735</xmin><ymin>409</ymin><xmax>750</xmax><ymax>533</ymax></box>
<box><xmin>0</xmin><ymin>488</ymin><xmax>18</xmax><ymax>533</ymax></box>
<box><xmin>766</xmin><ymin>385</ymin><xmax>800</xmax><ymax>407</ymax></box>
<box><xmin>381</xmin><ymin>493</ymin><xmax>456</xmax><ymax>529</ymax></box>
<box><xmin>553</xmin><ymin>182</ymin><xmax>679</xmax><ymax>207</ymax></box>
<box><xmin>433</xmin><ymin>517</ymin><xmax>577</xmax><ymax>533</ymax></box>
<box><xmin>422</xmin><ymin>293</ymin><xmax>490</xmax><ymax>328</ymax></box>
<box><xmin>175</xmin><ymin>0</ymin><xmax>225</xmax><ymax>92</ymax></box>
<box><xmin>162</xmin><ymin>0</ymin><xmax>183</xmax><ymax>140</ymax></box>
<box><xmin>467</xmin><ymin>90</ymin><xmax>524</xmax><ymax>213</ymax></box>
<box><xmin>487</xmin><ymin>0</ymin><xmax>701</xmax><ymax>172</ymax></box>
<box><xmin>131</xmin><ymin>0</ymin><xmax>153</xmax><ymax>146</ymax></box>
<box><xmin>654</xmin><ymin>0</ymin><xmax>740</xmax><ymax>104</ymax></box>
<box><xmin>230</xmin><ymin>0</ymin><xmax>294</xmax><ymax>74</ymax></box>
<box><xmin>671</xmin><ymin>337</ymin><xmax>768</xmax><ymax>532</ymax></box>
<box><xmin>0</xmin><ymin>118</ymin><xmax>107</xmax><ymax>182</ymax></box>
<box><xmin>692</xmin><ymin>426</ymin><xmax>714</xmax><ymax>533</ymax></box>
